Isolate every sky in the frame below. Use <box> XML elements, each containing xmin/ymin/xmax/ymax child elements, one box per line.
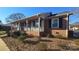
<box><xmin>0</xmin><ymin>7</ymin><xmax>79</xmax><ymax>24</ymax></box>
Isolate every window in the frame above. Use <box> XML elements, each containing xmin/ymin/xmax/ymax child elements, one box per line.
<box><xmin>32</xmin><ymin>20</ymin><xmax>38</xmax><ymax>27</ymax></box>
<box><xmin>51</xmin><ymin>18</ymin><xmax>59</xmax><ymax>28</ymax></box>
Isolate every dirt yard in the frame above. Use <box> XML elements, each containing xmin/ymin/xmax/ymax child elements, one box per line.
<box><xmin>2</xmin><ymin>37</ymin><xmax>79</xmax><ymax>51</ymax></box>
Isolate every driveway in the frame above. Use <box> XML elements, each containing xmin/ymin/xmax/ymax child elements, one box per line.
<box><xmin>0</xmin><ymin>38</ymin><xmax>9</xmax><ymax>51</ymax></box>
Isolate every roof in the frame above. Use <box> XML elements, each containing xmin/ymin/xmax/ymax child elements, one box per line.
<box><xmin>10</xmin><ymin>12</ymin><xmax>52</xmax><ymax>23</ymax></box>
<box><xmin>50</xmin><ymin>11</ymin><xmax>73</xmax><ymax>18</ymax></box>
<box><xmin>0</xmin><ymin>22</ymin><xmax>12</xmax><ymax>26</ymax></box>
<box><xmin>9</xmin><ymin>11</ymin><xmax>72</xmax><ymax>24</ymax></box>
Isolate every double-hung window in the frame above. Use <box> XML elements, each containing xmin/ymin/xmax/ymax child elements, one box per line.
<box><xmin>51</xmin><ymin>18</ymin><xmax>59</xmax><ymax>28</ymax></box>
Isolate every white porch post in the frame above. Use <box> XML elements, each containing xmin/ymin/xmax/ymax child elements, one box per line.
<box><xmin>30</xmin><ymin>21</ymin><xmax>31</xmax><ymax>32</ymax></box>
<box><xmin>18</xmin><ymin>22</ymin><xmax>21</xmax><ymax>31</ymax></box>
<box><xmin>26</xmin><ymin>20</ymin><xmax>28</xmax><ymax>31</ymax></box>
<box><xmin>16</xmin><ymin>23</ymin><xmax>18</xmax><ymax>30</ymax></box>
<box><xmin>38</xmin><ymin>17</ymin><xmax>41</xmax><ymax>36</ymax></box>
<box><xmin>66</xmin><ymin>13</ymin><xmax>69</xmax><ymax>38</ymax></box>
<box><xmin>31</xmin><ymin>22</ymin><xmax>33</xmax><ymax>31</ymax></box>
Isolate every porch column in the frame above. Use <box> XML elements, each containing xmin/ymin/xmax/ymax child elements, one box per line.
<box><xmin>26</xmin><ymin>20</ymin><xmax>28</xmax><ymax>31</ymax></box>
<box><xmin>18</xmin><ymin>22</ymin><xmax>21</xmax><ymax>31</ymax></box>
<box><xmin>66</xmin><ymin>13</ymin><xmax>69</xmax><ymax>38</ymax></box>
<box><xmin>67</xmin><ymin>14</ymin><xmax>69</xmax><ymax>30</ymax></box>
<box><xmin>31</xmin><ymin>21</ymin><xmax>33</xmax><ymax>31</ymax></box>
<box><xmin>38</xmin><ymin>17</ymin><xmax>41</xmax><ymax>36</ymax></box>
<box><xmin>16</xmin><ymin>23</ymin><xmax>18</xmax><ymax>30</ymax></box>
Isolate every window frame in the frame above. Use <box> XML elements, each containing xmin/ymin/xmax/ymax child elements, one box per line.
<box><xmin>51</xmin><ymin>18</ymin><xmax>59</xmax><ymax>28</ymax></box>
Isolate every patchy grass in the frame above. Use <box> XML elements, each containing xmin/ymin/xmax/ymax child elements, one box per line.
<box><xmin>0</xmin><ymin>31</ymin><xmax>6</xmax><ymax>35</ymax></box>
<box><xmin>0</xmin><ymin>31</ymin><xmax>7</xmax><ymax>37</ymax></box>
<box><xmin>73</xmin><ymin>39</ymin><xmax>79</xmax><ymax>46</ymax></box>
<box><xmin>2</xmin><ymin>37</ymin><xmax>79</xmax><ymax>51</ymax></box>
<box><xmin>36</xmin><ymin>42</ymin><xmax>48</xmax><ymax>51</ymax></box>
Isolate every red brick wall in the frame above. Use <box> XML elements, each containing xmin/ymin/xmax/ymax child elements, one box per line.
<box><xmin>42</xmin><ymin>16</ymin><xmax>69</xmax><ymax>38</ymax></box>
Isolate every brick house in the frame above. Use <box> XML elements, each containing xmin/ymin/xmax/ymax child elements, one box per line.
<box><xmin>10</xmin><ymin>12</ymin><xmax>72</xmax><ymax>38</ymax></box>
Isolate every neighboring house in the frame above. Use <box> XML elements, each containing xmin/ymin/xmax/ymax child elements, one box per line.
<box><xmin>69</xmin><ymin>24</ymin><xmax>79</xmax><ymax>37</ymax></box>
<box><xmin>70</xmin><ymin>24</ymin><xmax>79</xmax><ymax>31</ymax></box>
<box><xmin>0</xmin><ymin>24</ymin><xmax>11</xmax><ymax>31</ymax></box>
<box><xmin>10</xmin><ymin>12</ymin><xmax>72</xmax><ymax>38</ymax></box>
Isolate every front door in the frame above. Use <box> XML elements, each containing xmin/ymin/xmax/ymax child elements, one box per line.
<box><xmin>40</xmin><ymin>20</ymin><xmax>44</xmax><ymax>32</ymax></box>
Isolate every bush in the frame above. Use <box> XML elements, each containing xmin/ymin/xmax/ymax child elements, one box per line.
<box><xmin>12</xmin><ymin>31</ymin><xmax>27</xmax><ymax>37</ymax></box>
<box><xmin>17</xmin><ymin>35</ymin><xmax>26</xmax><ymax>41</ymax></box>
<box><xmin>11</xmin><ymin>31</ymin><xmax>27</xmax><ymax>42</ymax></box>
<box><xmin>11</xmin><ymin>31</ymin><xmax>21</xmax><ymax>38</ymax></box>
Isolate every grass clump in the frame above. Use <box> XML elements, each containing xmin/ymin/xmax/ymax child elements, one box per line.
<box><xmin>0</xmin><ymin>31</ymin><xmax>6</xmax><ymax>35</ymax></box>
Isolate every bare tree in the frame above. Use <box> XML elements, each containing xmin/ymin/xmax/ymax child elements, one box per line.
<box><xmin>6</xmin><ymin>13</ymin><xmax>25</xmax><ymax>23</ymax></box>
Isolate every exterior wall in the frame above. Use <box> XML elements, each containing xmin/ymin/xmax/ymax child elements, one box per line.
<box><xmin>51</xmin><ymin>29</ymin><xmax>68</xmax><ymax>38</ymax></box>
<box><xmin>50</xmin><ymin>16</ymin><xmax>68</xmax><ymax>38</ymax></box>
<box><xmin>25</xmin><ymin>30</ymin><xmax>39</xmax><ymax>37</ymax></box>
<box><xmin>40</xmin><ymin>16</ymin><xmax>69</xmax><ymax>38</ymax></box>
<box><xmin>50</xmin><ymin>16</ymin><xmax>69</xmax><ymax>38</ymax></box>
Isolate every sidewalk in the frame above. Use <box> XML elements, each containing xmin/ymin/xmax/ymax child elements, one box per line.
<box><xmin>0</xmin><ymin>38</ymin><xmax>9</xmax><ymax>51</ymax></box>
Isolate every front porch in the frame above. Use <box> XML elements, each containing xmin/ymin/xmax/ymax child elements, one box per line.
<box><xmin>11</xmin><ymin>16</ymin><xmax>45</xmax><ymax>37</ymax></box>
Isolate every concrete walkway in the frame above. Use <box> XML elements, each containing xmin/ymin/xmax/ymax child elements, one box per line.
<box><xmin>0</xmin><ymin>38</ymin><xmax>9</xmax><ymax>51</ymax></box>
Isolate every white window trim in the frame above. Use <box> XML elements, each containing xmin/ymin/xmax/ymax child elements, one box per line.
<box><xmin>51</xmin><ymin>18</ymin><xmax>59</xmax><ymax>28</ymax></box>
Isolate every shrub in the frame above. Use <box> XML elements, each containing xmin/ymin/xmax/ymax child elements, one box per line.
<box><xmin>11</xmin><ymin>31</ymin><xmax>21</xmax><ymax>38</ymax></box>
<box><xmin>17</xmin><ymin>35</ymin><xmax>26</xmax><ymax>41</ymax></box>
<box><xmin>12</xmin><ymin>31</ymin><xmax>27</xmax><ymax>42</ymax></box>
